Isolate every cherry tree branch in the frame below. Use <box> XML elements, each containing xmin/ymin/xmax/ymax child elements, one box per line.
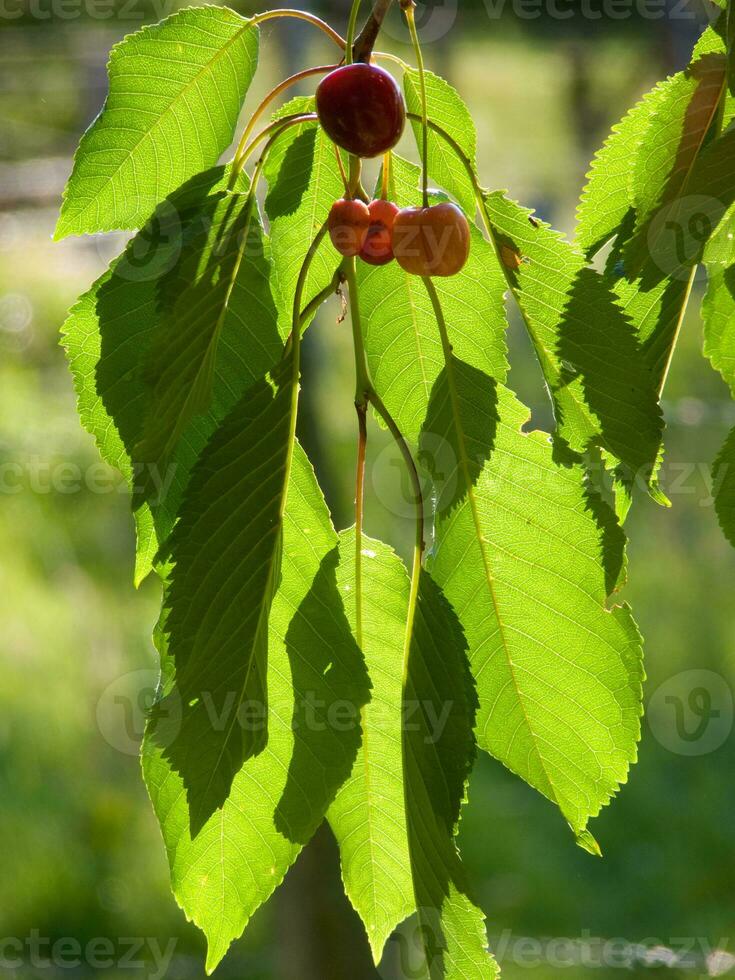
<box><xmin>353</xmin><ymin>0</ymin><xmax>394</xmax><ymax>62</ymax></box>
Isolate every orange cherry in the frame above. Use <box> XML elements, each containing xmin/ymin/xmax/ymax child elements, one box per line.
<box><xmin>327</xmin><ymin>198</ymin><xmax>371</xmax><ymax>257</ymax></box>
<box><xmin>359</xmin><ymin>199</ymin><xmax>399</xmax><ymax>266</ymax></box>
<box><xmin>392</xmin><ymin>202</ymin><xmax>471</xmax><ymax>277</ymax></box>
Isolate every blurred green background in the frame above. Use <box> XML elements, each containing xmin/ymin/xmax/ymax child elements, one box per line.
<box><xmin>1</xmin><ymin>1</ymin><xmax>734</xmax><ymax>977</ymax></box>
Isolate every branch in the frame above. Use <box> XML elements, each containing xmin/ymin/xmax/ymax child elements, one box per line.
<box><xmin>352</xmin><ymin>0</ymin><xmax>393</xmax><ymax>62</ymax></box>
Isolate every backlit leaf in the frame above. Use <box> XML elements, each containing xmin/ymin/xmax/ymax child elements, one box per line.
<box><xmin>359</xmin><ymin>156</ymin><xmax>507</xmax><ymax>445</ymax></box>
<box><xmin>575</xmin><ymin>75</ymin><xmax>674</xmax><ymax>257</ymax></box>
<box><xmin>264</xmin><ymin>97</ymin><xmax>344</xmax><ymax>334</ymax></box>
<box><xmin>403</xmin><ymin>68</ymin><xmax>478</xmax><ymax>216</ymax></box>
<box><xmin>60</xmin><ymin>167</ymin><xmax>282</xmax><ymax>583</ymax></box>
<box><xmin>154</xmin><ymin>352</ymin><xmax>298</xmax><ymax>831</ymax></box>
<box><xmin>327</xmin><ymin>531</ymin><xmax>496</xmax><ymax>977</ymax></box>
<box><xmin>56</xmin><ymin>6</ymin><xmax>258</xmax><ymax>238</ymax></box>
<box><xmin>143</xmin><ymin>444</ymin><xmax>370</xmax><ymax>972</ymax></box>
<box><xmin>713</xmin><ymin>426</ymin><xmax>735</xmax><ymax>548</ymax></box>
<box><xmin>423</xmin><ymin>359</ymin><xmax>644</xmax><ymax>839</ymax></box>
<box><xmin>483</xmin><ymin>192</ymin><xmax>663</xmax><ymax>482</ymax></box>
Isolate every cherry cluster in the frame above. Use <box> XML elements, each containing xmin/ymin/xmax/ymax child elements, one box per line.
<box><xmin>316</xmin><ymin>62</ymin><xmax>471</xmax><ymax>277</ymax></box>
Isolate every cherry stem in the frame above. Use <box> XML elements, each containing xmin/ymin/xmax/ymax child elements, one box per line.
<box><xmin>299</xmin><ymin>270</ymin><xmax>342</xmax><ymax>327</ymax></box>
<box><xmin>403</xmin><ymin>3</ymin><xmax>429</xmax><ymax>207</ymax></box>
<box><xmin>232</xmin><ymin>66</ymin><xmax>337</xmax><ymax>174</ymax></box>
<box><xmin>343</xmin><ymin>255</ymin><xmax>425</xmax><ymax>581</ymax></box>
<box><xmin>334</xmin><ymin>144</ymin><xmax>351</xmax><ymax>196</ymax></box>
<box><xmin>226</xmin><ymin>123</ymin><xmax>281</xmax><ymax>215</ymax></box>
<box><xmin>373</xmin><ymin>50</ymin><xmax>410</xmax><ymax>70</ymax></box>
<box><xmin>343</xmin><ymin>257</ymin><xmax>372</xmax><ymax>405</ymax></box>
<box><xmin>344</xmin><ymin>256</ymin><xmax>370</xmax><ymax>648</ymax></box>
<box><xmin>286</xmin><ymin>221</ymin><xmax>330</xmax><ymax>376</ymax></box>
<box><xmin>228</xmin><ymin>113</ymin><xmax>318</xmax><ymax>190</ymax></box>
<box><xmin>354</xmin><ymin>401</ymin><xmax>368</xmax><ymax>648</ymax></box>
<box><xmin>348</xmin><ymin>154</ymin><xmax>363</xmax><ymax>198</ymax></box>
<box><xmin>251</xmin><ymin>8</ymin><xmax>346</xmax><ymax>49</ymax></box>
<box><xmin>345</xmin><ymin>0</ymin><xmax>363</xmax><ymax>65</ymax></box>
<box><xmin>380</xmin><ymin>151</ymin><xmax>391</xmax><ymax>200</ymax></box>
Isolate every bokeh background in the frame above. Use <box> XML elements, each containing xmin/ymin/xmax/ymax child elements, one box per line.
<box><xmin>1</xmin><ymin>1</ymin><xmax>734</xmax><ymax>977</ymax></box>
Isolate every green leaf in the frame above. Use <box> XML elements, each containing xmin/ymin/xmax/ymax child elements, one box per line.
<box><xmin>155</xmin><ymin>353</ymin><xmax>298</xmax><ymax>831</ymax></box>
<box><xmin>60</xmin><ymin>166</ymin><xmax>282</xmax><ymax>583</ymax></box>
<box><xmin>56</xmin><ymin>6</ymin><xmax>258</xmax><ymax>238</ymax></box>
<box><xmin>713</xmin><ymin>426</ymin><xmax>735</xmax><ymax>547</ymax></box>
<box><xmin>620</xmin><ymin>32</ymin><xmax>735</xmax><ymax>283</ymax></box>
<box><xmin>577</xmin><ymin>27</ymin><xmax>729</xmax><ymax>408</ymax></box>
<box><xmin>403</xmin><ymin>68</ymin><xmax>478</xmax><ymax>216</ymax></box>
<box><xmin>264</xmin><ymin>97</ymin><xmax>344</xmax><ymax>334</ymax></box>
<box><xmin>629</xmin><ymin>126</ymin><xmax>735</xmax><ymax>285</ymax></box>
<box><xmin>143</xmin><ymin>443</ymin><xmax>370</xmax><ymax>972</ymax></box>
<box><xmin>483</xmin><ymin>192</ymin><xmax>663</xmax><ymax>482</ymax></box>
<box><xmin>133</xmin><ymin>186</ymin><xmax>262</xmax><ymax>468</ymax></box>
<box><xmin>404</xmin><ymin>568</ymin><xmax>497</xmax><ymax>978</ymax></box>
<box><xmin>613</xmin><ymin>274</ymin><xmax>693</xmax><ymax>392</ymax></box>
<box><xmin>702</xmin><ymin>197</ymin><xmax>735</xmax><ymax>391</ymax></box>
<box><xmin>576</xmin><ymin>21</ymin><xmax>729</xmax><ymax>265</ymax></box>
<box><xmin>631</xmin><ymin>54</ymin><xmax>726</xmax><ymax>231</ymax></box>
<box><xmin>703</xmin><ymin>263</ymin><xmax>735</xmax><ymax>396</ymax></box>
<box><xmin>423</xmin><ymin>360</ymin><xmax>644</xmax><ymax>839</ymax></box>
<box><xmin>327</xmin><ymin>531</ymin><xmax>495</xmax><ymax>977</ymax></box>
<box><xmin>327</xmin><ymin>532</ymin><xmax>413</xmax><ymax>963</ymax></box>
<box><xmin>575</xmin><ymin>75</ymin><xmax>674</xmax><ymax>257</ymax></box>
<box><xmin>359</xmin><ymin>156</ymin><xmax>507</xmax><ymax>445</ymax></box>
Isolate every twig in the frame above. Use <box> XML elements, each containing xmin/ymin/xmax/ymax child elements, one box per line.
<box><xmin>353</xmin><ymin>0</ymin><xmax>394</xmax><ymax>62</ymax></box>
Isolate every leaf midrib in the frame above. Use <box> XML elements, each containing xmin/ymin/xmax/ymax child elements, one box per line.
<box><xmin>438</xmin><ymin>350</ymin><xmax>561</xmax><ymax>811</ymax></box>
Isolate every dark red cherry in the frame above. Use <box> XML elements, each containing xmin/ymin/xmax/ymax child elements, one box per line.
<box><xmin>359</xmin><ymin>199</ymin><xmax>399</xmax><ymax>266</ymax></box>
<box><xmin>316</xmin><ymin>63</ymin><xmax>406</xmax><ymax>158</ymax></box>
<box><xmin>327</xmin><ymin>198</ymin><xmax>370</xmax><ymax>256</ymax></box>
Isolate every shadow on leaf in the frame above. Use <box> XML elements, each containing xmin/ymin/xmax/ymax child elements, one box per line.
<box><xmin>275</xmin><ymin>543</ymin><xmax>371</xmax><ymax>845</ymax></box>
<box><xmin>401</xmin><ymin>569</ymin><xmax>485</xmax><ymax>978</ymax></box>
<box><xmin>93</xmin><ymin>166</ymin><xmax>281</xmax><ymax>544</ymax></box>
<box><xmin>265</xmin><ymin>127</ymin><xmax>318</xmax><ymax>220</ymax></box>
<box><xmin>556</xmin><ymin>267</ymin><xmax>662</xmax><ymax>481</ymax></box>
<box><xmin>95</xmin><ymin>166</ymin><xmax>227</xmax><ymax>457</ymax></box>
<box><xmin>551</xmin><ymin>439</ymin><xmax>626</xmax><ymax>596</ymax></box>
<box><xmin>419</xmin><ymin>357</ymin><xmax>498</xmax><ymax>516</ymax></box>
<box><xmin>148</xmin><ymin>357</ymin><xmax>295</xmax><ymax>836</ymax></box>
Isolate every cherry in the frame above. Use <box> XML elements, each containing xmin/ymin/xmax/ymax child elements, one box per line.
<box><xmin>316</xmin><ymin>64</ymin><xmax>405</xmax><ymax>158</ymax></box>
<box><xmin>327</xmin><ymin>198</ymin><xmax>370</xmax><ymax>257</ymax></box>
<box><xmin>392</xmin><ymin>203</ymin><xmax>471</xmax><ymax>277</ymax></box>
<box><xmin>359</xmin><ymin>199</ymin><xmax>399</xmax><ymax>266</ymax></box>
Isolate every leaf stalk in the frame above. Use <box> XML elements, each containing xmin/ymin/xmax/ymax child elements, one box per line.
<box><xmin>229</xmin><ymin>113</ymin><xmax>318</xmax><ymax>189</ymax></box>
<box><xmin>403</xmin><ymin>2</ymin><xmax>429</xmax><ymax>207</ymax></box>
<box><xmin>251</xmin><ymin>8</ymin><xmax>346</xmax><ymax>49</ymax></box>
<box><xmin>232</xmin><ymin>66</ymin><xmax>337</xmax><ymax>174</ymax></box>
<box><xmin>345</xmin><ymin>0</ymin><xmax>363</xmax><ymax>65</ymax></box>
